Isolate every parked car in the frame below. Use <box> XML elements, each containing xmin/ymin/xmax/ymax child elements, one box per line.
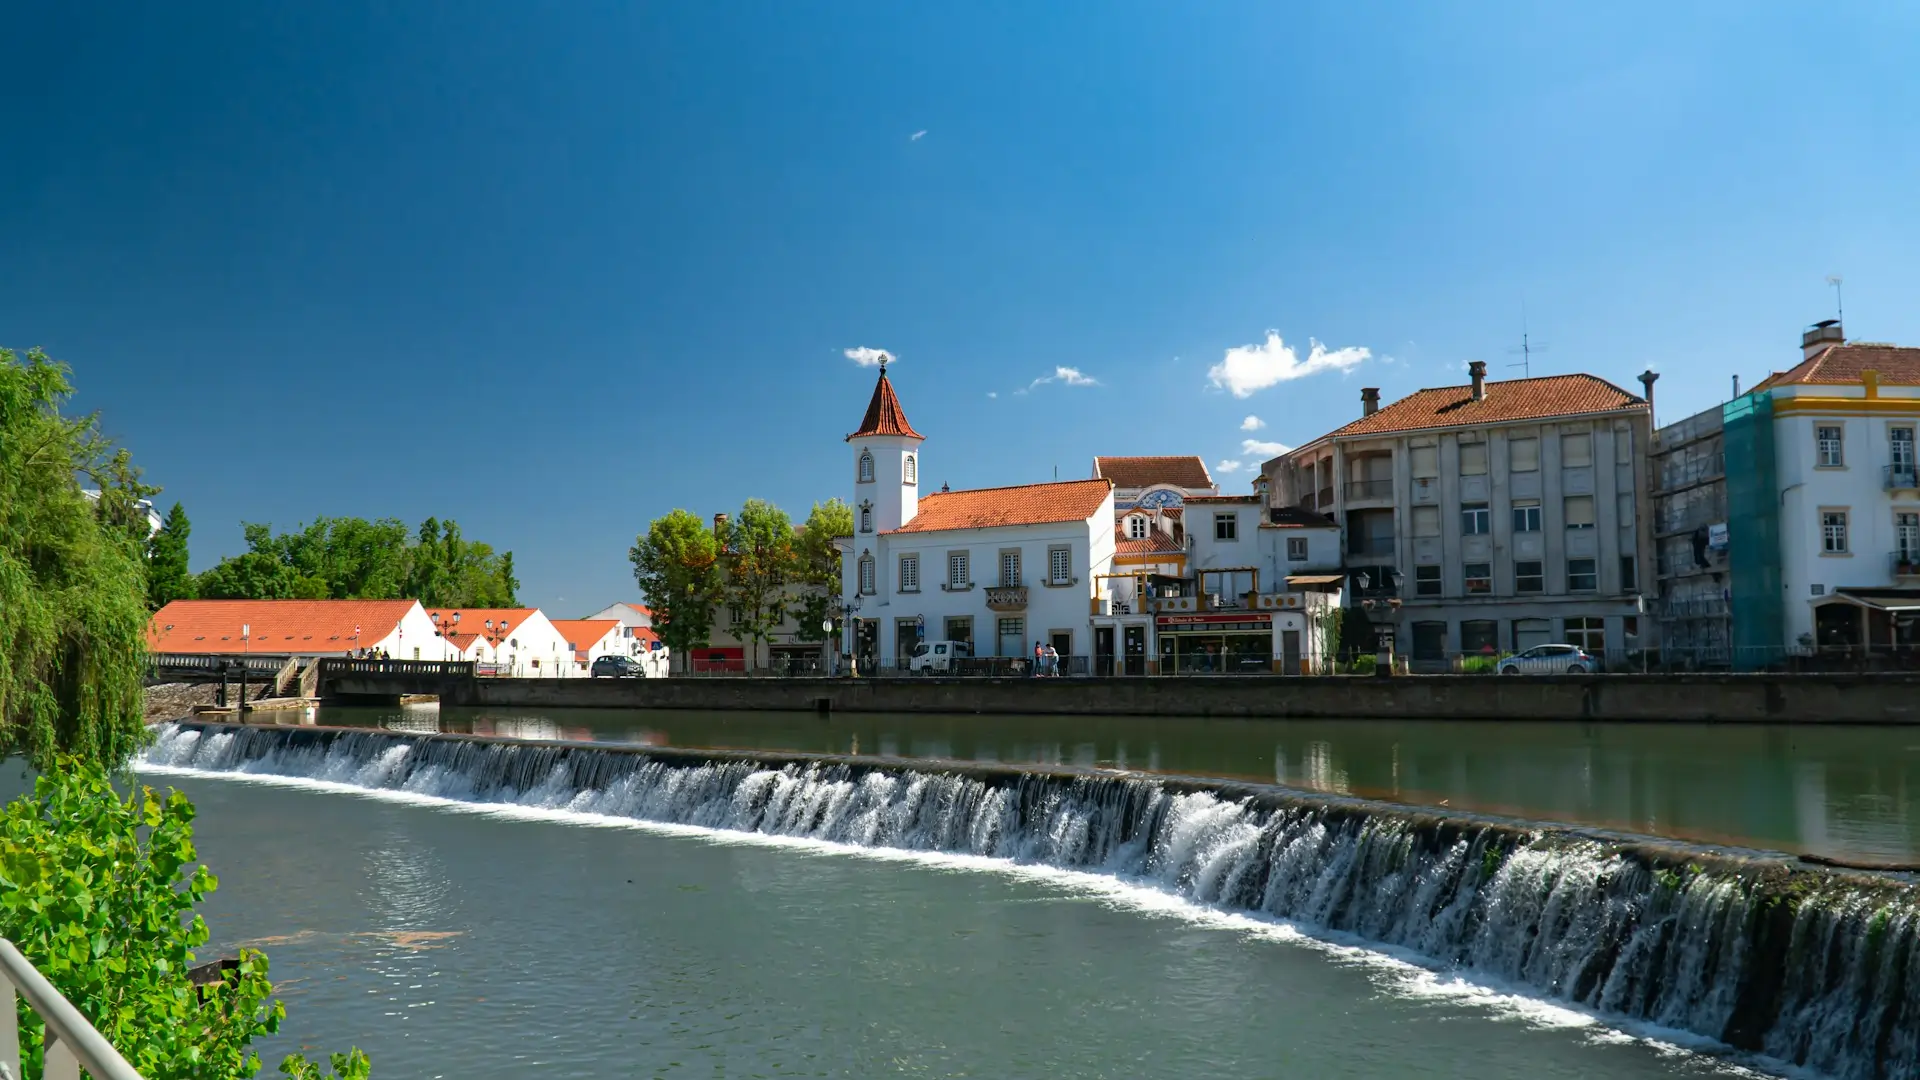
<box><xmin>1498</xmin><ymin>644</ymin><xmax>1600</xmax><ymax>675</ymax></box>
<box><xmin>909</xmin><ymin>639</ymin><xmax>972</xmax><ymax>674</ymax></box>
<box><xmin>591</xmin><ymin>655</ymin><xmax>647</xmax><ymax>678</ymax></box>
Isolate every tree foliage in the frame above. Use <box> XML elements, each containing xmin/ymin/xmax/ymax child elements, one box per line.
<box><xmin>146</xmin><ymin>502</ymin><xmax>196</xmax><ymax>610</ymax></box>
<box><xmin>0</xmin><ymin>347</ymin><xmax>151</xmax><ymax>770</ymax></box>
<box><xmin>0</xmin><ymin>761</ymin><xmax>369</xmax><ymax>1079</ymax></box>
<box><xmin>792</xmin><ymin>499</ymin><xmax>853</xmax><ymax>644</ymax></box>
<box><xmin>629</xmin><ymin>510</ymin><xmax>721</xmax><ymax>661</ymax></box>
<box><xmin>633</xmin><ymin>500</ymin><xmax>855</xmax><ymax>662</ymax></box>
<box><xmin>719</xmin><ymin>500</ymin><xmax>796</xmax><ymax>667</ymax></box>
<box><xmin>195</xmin><ymin>516</ymin><xmax>517</xmax><ymax>607</ymax></box>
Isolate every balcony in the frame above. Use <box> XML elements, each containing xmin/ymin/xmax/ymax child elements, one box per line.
<box><xmin>985</xmin><ymin>585</ymin><xmax>1028</xmax><ymax>611</ymax></box>
<box><xmin>1345</xmin><ymin>478</ymin><xmax>1394</xmax><ymax>502</ymax></box>
<box><xmin>1894</xmin><ymin>552</ymin><xmax>1920</xmax><ymax>579</ymax></box>
<box><xmin>1346</xmin><ymin>536</ymin><xmax>1396</xmax><ymax>561</ymax></box>
<box><xmin>1316</xmin><ymin>486</ymin><xmax>1335</xmax><ymax>509</ymax></box>
<box><xmin>1887</xmin><ymin>465</ymin><xmax>1919</xmax><ymax>492</ymax></box>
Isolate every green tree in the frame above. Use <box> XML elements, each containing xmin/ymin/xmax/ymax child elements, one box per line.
<box><xmin>1338</xmin><ymin>606</ymin><xmax>1377</xmax><ymax>663</ymax></box>
<box><xmin>196</xmin><ymin>516</ymin><xmax>516</xmax><ymax>607</ymax></box>
<box><xmin>792</xmin><ymin>499</ymin><xmax>853</xmax><ymax>644</ymax></box>
<box><xmin>720</xmin><ymin>500</ymin><xmax>797</xmax><ymax>669</ymax></box>
<box><xmin>0</xmin><ymin>347</ymin><xmax>151</xmax><ymax>770</ymax></box>
<box><xmin>146</xmin><ymin>502</ymin><xmax>196</xmax><ymax>610</ymax></box>
<box><xmin>630</xmin><ymin>510</ymin><xmax>722</xmax><ymax>667</ymax></box>
<box><xmin>0</xmin><ymin>760</ymin><xmax>369</xmax><ymax>1080</ymax></box>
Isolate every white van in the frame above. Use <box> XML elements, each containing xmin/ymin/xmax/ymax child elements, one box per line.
<box><xmin>909</xmin><ymin>639</ymin><xmax>972</xmax><ymax>674</ymax></box>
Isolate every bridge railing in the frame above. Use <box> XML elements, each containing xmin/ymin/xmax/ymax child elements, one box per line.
<box><xmin>0</xmin><ymin>937</ymin><xmax>144</xmax><ymax>1080</ymax></box>
<box><xmin>317</xmin><ymin>659</ymin><xmax>475</xmax><ymax>678</ymax></box>
<box><xmin>149</xmin><ymin>654</ymin><xmax>288</xmax><ymax>677</ymax></box>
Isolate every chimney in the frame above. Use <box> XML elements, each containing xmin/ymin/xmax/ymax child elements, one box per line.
<box><xmin>1802</xmin><ymin>319</ymin><xmax>1844</xmax><ymax>361</ymax></box>
<box><xmin>712</xmin><ymin>512</ymin><xmax>728</xmax><ymax>536</ymax></box>
<box><xmin>1637</xmin><ymin>369</ymin><xmax>1659</xmax><ymax>422</ymax></box>
<box><xmin>1467</xmin><ymin>361</ymin><xmax>1488</xmax><ymax>402</ymax></box>
<box><xmin>1361</xmin><ymin>387</ymin><xmax>1380</xmax><ymax>416</ymax></box>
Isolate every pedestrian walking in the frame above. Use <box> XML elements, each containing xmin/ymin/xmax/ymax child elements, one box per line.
<box><xmin>1043</xmin><ymin>643</ymin><xmax>1060</xmax><ymax>677</ymax></box>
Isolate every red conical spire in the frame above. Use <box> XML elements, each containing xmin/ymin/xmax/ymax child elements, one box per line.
<box><xmin>847</xmin><ymin>362</ymin><xmax>924</xmax><ymax>441</ymax></box>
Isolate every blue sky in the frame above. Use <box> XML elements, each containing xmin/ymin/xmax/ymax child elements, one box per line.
<box><xmin>5</xmin><ymin>2</ymin><xmax>1917</xmax><ymax>613</ymax></box>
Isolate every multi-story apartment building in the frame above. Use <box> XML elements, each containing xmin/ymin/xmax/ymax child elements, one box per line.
<box><xmin>1728</xmin><ymin>322</ymin><xmax>1920</xmax><ymax>662</ymax></box>
<box><xmin>1262</xmin><ymin>362</ymin><xmax>1655</xmax><ymax>667</ymax></box>
<box><xmin>1650</xmin><ymin>403</ymin><xmax>1731</xmax><ymax>666</ymax></box>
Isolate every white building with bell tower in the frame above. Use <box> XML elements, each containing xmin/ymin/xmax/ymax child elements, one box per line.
<box><xmin>835</xmin><ymin>358</ymin><xmax>1118</xmax><ymax>672</ymax></box>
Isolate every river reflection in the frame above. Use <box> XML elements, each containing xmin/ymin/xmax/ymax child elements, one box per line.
<box><xmin>309</xmin><ymin>704</ymin><xmax>1920</xmax><ymax>864</ymax></box>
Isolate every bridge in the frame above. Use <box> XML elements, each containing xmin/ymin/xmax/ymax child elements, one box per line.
<box><xmin>315</xmin><ymin>658</ymin><xmax>476</xmax><ymax>702</ymax></box>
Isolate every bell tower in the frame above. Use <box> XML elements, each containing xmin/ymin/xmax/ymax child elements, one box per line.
<box><xmin>847</xmin><ymin>356</ymin><xmax>924</xmax><ymax>536</ymax></box>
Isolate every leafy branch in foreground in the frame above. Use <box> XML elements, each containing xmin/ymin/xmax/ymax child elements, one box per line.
<box><xmin>0</xmin><ymin>761</ymin><xmax>369</xmax><ymax>1079</ymax></box>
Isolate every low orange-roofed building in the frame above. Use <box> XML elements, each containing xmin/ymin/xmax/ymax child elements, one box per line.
<box><xmin>149</xmin><ymin>599</ymin><xmax>437</xmax><ymax>659</ymax></box>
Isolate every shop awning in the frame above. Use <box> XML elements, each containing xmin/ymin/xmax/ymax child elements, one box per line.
<box><xmin>1823</xmin><ymin>588</ymin><xmax>1920</xmax><ymax>613</ymax></box>
<box><xmin>1286</xmin><ymin>574</ymin><xmax>1345</xmax><ymax>586</ymax></box>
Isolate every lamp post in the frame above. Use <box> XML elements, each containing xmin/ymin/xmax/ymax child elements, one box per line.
<box><xmin>835</xmin><ymin>595</ymin><xmax>863</xmax><ymax>676</ymax></box>
<box><xmin>429</xmin><ymin>610</ymin><xmax>462</xmax><ymax>662</ymax></box>
<box><xmin>482</xmin><ymin>618</ymin><xmax>510</xmax><ymax>673</ymax></box>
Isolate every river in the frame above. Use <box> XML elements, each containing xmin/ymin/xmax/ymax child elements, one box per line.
<box><xmin>138</xmin><ymin>753</ymin><xmax>1778</xmax><ymax>1080</ymax></box>
<box><xmin>311</xmin><ymin>702</ymin><xmax>1920</xmax><ymax>865</ymax></box>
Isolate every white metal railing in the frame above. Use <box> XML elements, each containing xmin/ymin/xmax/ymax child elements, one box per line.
<box><xmin>0</xmin><ymin>938</ymin><xmax>143</xmax><ymax>1080</ymax></box>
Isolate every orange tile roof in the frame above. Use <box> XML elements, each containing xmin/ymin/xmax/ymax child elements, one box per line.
<box><xmin>1115</xmin><ymin>529</ymin><xmax>1184</xmax><ymax>556</ymax></box>
<box><xmin>1094</xmin><ymin>455</ymin><xmax>1212</xmax><ymax>489</ymax></box>
<box><xmin>847</xmin><ymin>370</ymin><xmax>924</xmax><ymax>440</ymax></box>
<box><xmin>148</xmin><ymin>599</ymin><xmax>417</xmax><ymax>654</ymax></box>
<box><xmin>1321</xmin><ymin>374</ymin><xmax>1646</xmax><ymax>440</ymax></box>
<box><xmin>434</xmin><ymin>608</ymin><xmax>539</xmax><ymax>649</ymax></box>
<box><xmin>886</xmin><ymin>479</ymin><xmax>1112</xmax><ymax>534</ymax></box>
<box><xmin>1752</xmin><ymin>344</ymin><xmax>1920</xmax><ymax>391</ymax></box>
<box><xmin>550</xmin><ymin>619</ymin><xmax>620</xmax><ymax>651</ymax></box>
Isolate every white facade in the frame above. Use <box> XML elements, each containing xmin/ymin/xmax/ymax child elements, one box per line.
<box><xmin>430</xmin><ymin>608</ymin><xmax>577</xmax><ymax>676</ymax></box>
<box><xmin>843</xmin><ymin>510</ymin><xmax>1117</xmax><ymax>665</ymax></box>
<box><xmin>833</xmin><ymin>366</ymin><xmax>1117</xmax><ymax>668</ymax></box>
<box><xmin>585</xmin><ymin>602</ymin><xmax>653</xmax><ymax>629</ymax></box>
<box><xmin>1768</xmin><ymin>380</ymin><xmax>1920</xmax><ymax>648</ymax></box>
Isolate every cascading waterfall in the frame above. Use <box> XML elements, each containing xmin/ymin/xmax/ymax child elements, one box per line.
<box><xmin>142</xmin><ymin>721</ymin><xmax>1920</xmax><ymax>1080</ymax></box>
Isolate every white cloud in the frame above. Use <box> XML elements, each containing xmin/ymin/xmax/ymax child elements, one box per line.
<box><xmin>1241</xmin><ymin>438</ymin><xmax>1291</xmax><ymax>458</ymax></box>
<box><xmin>1240</xmin><ymin>415</ymin><xmax>1265</xmax><ymax>431</ymax></box>
<box><xmin>986</xmin><ymin>391</ymin><xmax>998</xmax><ymax>399</ymax></box>
<box><xmin>1207</xmin><ymin>331</ymin><xmax>1370</xmax><ymax>398</ymax></box>
<box><xmin>1216</xmin><ymin>459</ymin><xmax>1245</xmax><ymax>474</ymax></box>
<box><xmin>1026</xmin><ymin>366</ymin><xmax>1100</xmax><ymax>391</ymax></box>
<box><xmin>844</xmin><ymin>346</ymin><xmax>894</xmax><ymax>368</ymax></box>
<box><xmin>910</xmin><ymin>130</ymin><xmax>927</xmax><ymax>141</ymax></box>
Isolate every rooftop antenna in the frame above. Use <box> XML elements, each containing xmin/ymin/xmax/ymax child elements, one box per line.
<box><xmin>1507</xmin><ymin>303</ymin><xmax>1549</xmax><ymax>376</ymax></box>
<box><xmin>1826</xmin><ymin>274</ymin><xmax>1844</xmax><ymax>325</ymax></box>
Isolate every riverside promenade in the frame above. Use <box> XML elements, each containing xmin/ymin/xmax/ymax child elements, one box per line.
<box><xmin>314</xmin><ymin>660</ymin><xmax>1920</xmax><ymax>724</ymax></box>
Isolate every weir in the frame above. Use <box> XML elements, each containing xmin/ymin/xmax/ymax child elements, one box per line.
<box><xmin>145</xmin><ymin>720</ymin><xmax>1920</xmax><ymax>1080</ymax></box>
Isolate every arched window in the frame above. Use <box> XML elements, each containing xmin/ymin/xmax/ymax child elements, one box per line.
<box><xmin>858</xmin><ymin>555</ymin><xmax>876</xmax><ymax>595</ymax></box>
<box><xmin>904</xmin><ymin>454</ymin><xmax>917</xmax><ymax>485</ymax></box>
<box><xmin>858</xmin><ymin>451</ymin><xmax>875</xmax><ymax>483</ymax></box>
<box><xmin>859</xmin><ymin>504</ymin><xmax>873</xmax><ymax>533</ymax></box>
<box><xmin>1127</xmin><ymin>515</ymin><xmax>1148</xmax><ymax>539</ymax></box>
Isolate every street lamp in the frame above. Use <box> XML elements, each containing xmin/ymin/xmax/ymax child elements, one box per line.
<box><xmin>482</xmin><ymin>618</ymin><xmax>511</xmax><ymax>673</ymax></box>
<box><xmin>429</xmin><ymin>610</ymin><xmax>462</xmax><ymax>661</ymax></box>
<box><xmin>835</xmin><ymin>595</ymin><xmax>863</xmax><ymax>676</ymax></box>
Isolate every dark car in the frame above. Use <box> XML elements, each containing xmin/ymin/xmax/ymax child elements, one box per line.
<box><xmin>590</xmin><ymin>655</ymin><xmax>646</xmax><ymax>678</ymax></box>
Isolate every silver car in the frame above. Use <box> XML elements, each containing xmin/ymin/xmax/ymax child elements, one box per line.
<box><xmin>1498</xmin><ymin>644</ymin><xmax>1599</xmax><ymax>674</ymax></box>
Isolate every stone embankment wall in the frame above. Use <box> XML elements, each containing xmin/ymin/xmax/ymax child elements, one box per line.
<box><xmin>317</xmin><ymin>672</ymin><xmax>1920</xmax><ymax>724</ymax></box>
